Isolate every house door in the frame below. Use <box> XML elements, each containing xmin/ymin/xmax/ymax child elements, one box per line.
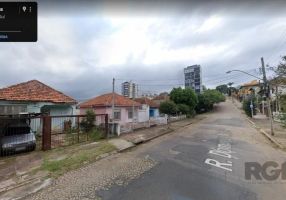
<box><xmin>149</xmin><ymin>109</ymin><xmax>154</xmax><ymax>117</ymax></box>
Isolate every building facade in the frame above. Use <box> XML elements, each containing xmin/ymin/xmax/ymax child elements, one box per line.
<box><xmin>121</xmin><ymin>81</ymin><xmax>138</xmax><ymax>99</ymax></box>
<box><xmin>79</xmin><ymin>93</ymin><xmax>141</xmax><ymax>125</ymax></box>
<box><xmin>184</xmin><ymin>65</ymin><xmax>202</xmax><ymax>93</ymax></box>
<box><xmin>0</xmin><ymin>80</ymin><xmax>77</xmax><ymax>116</ymax></box>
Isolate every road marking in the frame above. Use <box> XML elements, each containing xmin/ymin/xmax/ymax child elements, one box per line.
<box><xmin>205</xmin><ymin>141</ymin><xmax>237</xmax><ymax>172</ymax></box>
<box><xmin>205</xmin><ymin>158</ymin><xmax>232</xmax><ymax>171</ymax></box>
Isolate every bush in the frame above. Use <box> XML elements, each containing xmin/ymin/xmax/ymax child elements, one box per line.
<box><xmin>170</xmin><ymin>87</ymin><xmax>198</xmax><ymax>114</ymax></box>
<box><xmin>89</xmin><ymin>128</ymin><xmax>104</xmax><ymax>141</ymax></box>
<box><xmin>195</xmin><ymin>89</ymin><xmax>225</xmax><ymax>113</ymax></box>
<box><xmin>281</xmin><ymin>95</ymin><xmax>286</xmax><ymax>112</ymax></box>
<box><xmin>196</xmin><ymin>94</ymin><xmax>212</xmax><ymax>113</ymax></box>
<box><xmin>177</xmin><ymin>104</ymin><xmax>190</xmax><ymax>115</ymax></box>
<box><xmin>159</xmin><ymin>101</ymin><xmax>178</xmax><ymax>115</ymax></box>
<box><xmin>80</xmin><ymin>110</ymin><xmax>96</xmax><ymax>132</ymax></box>
<box><xmin>242</xmin><ymin>98</ymin><xmax>257</xmax><ymax>117</ymax></box>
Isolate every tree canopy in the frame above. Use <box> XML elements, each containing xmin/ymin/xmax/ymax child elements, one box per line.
<box><xmin>216</xmin><ymin>84</ymin><xmax>228</xmax><ymax>94</ymax></box>
<box><xmin>159</xmin><ymin>101</ymin><xmax>178</xmax><ymax>115</ymax></box>
<box><xmin>196</xmin><ymin>89</ymin><xmax>225</xmax><ymax>113</ymax></box>
<box><xmin>170</xmin><ymin>87</ymin><xmax>198</xmax><ymax>112</ymax></box>
<box><xmin>275</xmin><ymin>55</ymin><xmax>286</xmax><ymax>78</ymax></box>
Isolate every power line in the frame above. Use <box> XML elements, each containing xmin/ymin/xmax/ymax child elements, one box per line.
<box><xmin>265</xmin><ymin>28</ymin><xmax>286</xmax><ymax>64</ymax></box>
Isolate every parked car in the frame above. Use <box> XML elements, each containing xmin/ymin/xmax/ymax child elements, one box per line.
<box><xmin>0</xmin><ymin>121</ymin><xmax>36</xmax><ymax>156</ymax></box>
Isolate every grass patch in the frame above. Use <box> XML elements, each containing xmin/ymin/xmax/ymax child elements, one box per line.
<box><xmin>41</xmin><ymin>142</ymin><xmax>116</xmax><ymax>177</ymax></box>
<box><xmin>89</xmin><ymin>128</ymin><xmax>105</xmax><ymax>141</ymax></box>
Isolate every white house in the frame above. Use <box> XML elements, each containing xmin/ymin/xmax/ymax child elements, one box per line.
<box><xmin>0</xmin><ymin>80</ymin><xmax>77</xmax><ymax>133</ymax></box>
<box><xmin>135</xmin><ymin>97</ymin><xmax>160</xmax><ymax>122</ymax></box>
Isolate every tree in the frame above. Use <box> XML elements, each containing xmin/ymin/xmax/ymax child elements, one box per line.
<box><xmin>274</xmin><ymin>55</ymin><xmax>286</xmax><ymax>77</ymax></box>
<box><xmin>216</xmin><ymin>84</ymin><xmax>228</xmax><ymax>94</ymax></box>
<box><xmin>170</xmin><ymin>87</ymin><xmax>198</xmax><ymax>113</ymax></box>
<box><xmin>159</xmin><ymin>101</ymin><xmax>178</xmax><ymax>115</ymax></box>
<box><xmin>80</xmin><ymin>110</ymin><xmax>96</xmax><ymax>132</ymax></box>
<box><xmin>196</xmin><ymin>94</ymin><xmax>212</xmax><ymax>113</ymax></box>
<box><xmin>177</xmin><ymin>104</ymin><xmax>190</xmax><ymax>115</ymax></box>
<box><xmin>196</xmin><ymin>89</ymin><xmax>225</xmax><ymax>113</ymax></box>
<box><xmin>202</xmin><ymin>85</ymin><xmax>207</xmax><ymax>91</ymax></box>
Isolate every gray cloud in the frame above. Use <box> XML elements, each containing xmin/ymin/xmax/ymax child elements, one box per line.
<box><xmin>1</xmin><ymin>1</ymin><xmax>286</xmax><ymax>101</ymax></box>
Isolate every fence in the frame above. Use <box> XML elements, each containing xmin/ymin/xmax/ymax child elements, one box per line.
<box><xmin>0</xmin><ymin>114</ymin><xmax>109</xmax><ymax>156</ymax></box>
<box><xmin>169</xmin><ymin>115</ymin><xmax>187</xmax><ymax>122</ymax></box>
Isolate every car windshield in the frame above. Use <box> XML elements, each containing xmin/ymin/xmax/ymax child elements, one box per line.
<box><xmin>4</xmin><ymin>124</ymin><xmax>31</xmax><ymax>136</ymax></box>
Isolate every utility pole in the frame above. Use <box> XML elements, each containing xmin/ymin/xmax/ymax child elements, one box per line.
<box><xmin>111</xmin><ymin>78</ymin><xmax>115</xmax><ymax>136</ymax></box>
<box><xmin>261</xmin><ymin>57</ymin><xmax>274</xmax><ymax>135</ymax></box>
<box><xmin>132</xmin><ymin>81</ymin><xmax>135</xmax><ymax>131</ymax></box>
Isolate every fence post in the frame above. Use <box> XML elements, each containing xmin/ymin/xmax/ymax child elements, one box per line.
<box><xmin>105</xmin><ymin>114</ymin><xmax>109</xmax><ymax>138</ymax></box>
<box><xmin>42</xmin><ymin>116</ymin><xmax>51</xmax><ymax>151</ymax></box>
<box><xmin>77</xmin><ymin>116</ymin><xmax>80</xmax><ymax>143</ymax></box>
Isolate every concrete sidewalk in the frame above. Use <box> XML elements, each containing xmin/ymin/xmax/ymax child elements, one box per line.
<box><xmin>0</xmin><ymin>117</ymin><xmax>203</xmax><ymax>200</ymax></box>
<box><xmin>233</xmin><ymin>99</ymin><xmax>286</xmax><ymax>149</ymax></box>
<box><xmin>120</xmin><ymin>117</ymin><xmax>203</xmax><ymax>145</ymax></box>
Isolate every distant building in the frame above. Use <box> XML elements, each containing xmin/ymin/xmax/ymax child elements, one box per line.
<box><xmin>184</xmin><ymin>65</ymin><xmax>202</xmax><ymax>93</ymax></box>
<box><xmin>141</xmin><ymin>92</ymin><xmax>158</xmax><ymax>99</ymax></box>
<box><xmin>121</xmin><ymin>81</ymin><xmax>138</xmax><ymax>99</ymax></box>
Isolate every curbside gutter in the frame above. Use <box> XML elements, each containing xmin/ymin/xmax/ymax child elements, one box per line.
<box><xmin>118</xmin><ymin>121</ymin><xmax>194</xmax><ymax>152</ymax></box>
<box><xmin>246</xmin><ymin>117</ymin><xmax>285</xmax><ymax>150</ymax></box>
<box><xmin>231</xmin><ymin>99</ymin><xmax>285</xmax><ymax>150</ymax></box>
<box><xmin>1</xmin><ymin>119</ymin><xmax>195</xmax><ymax>200</ymax></box>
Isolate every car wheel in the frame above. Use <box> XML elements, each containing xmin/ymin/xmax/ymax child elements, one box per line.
<box><xmin>30</xmin><ymin>144</ymin><xmax>36</xmax><ymax>151</ymax></box>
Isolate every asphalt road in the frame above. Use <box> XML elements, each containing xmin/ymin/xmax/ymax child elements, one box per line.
<box><xmin>98</xmin><ymin>100</ymin><xmax>286</xmax><ymax>200</ymax></box>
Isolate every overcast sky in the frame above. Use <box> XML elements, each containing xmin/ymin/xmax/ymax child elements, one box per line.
<box><xmin>1</xmin><ymin>0</ymin><xmax>286</xmax><ymax>101</ymax></box>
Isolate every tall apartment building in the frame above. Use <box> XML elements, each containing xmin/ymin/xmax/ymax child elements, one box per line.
<box><xmin>121</xmin><ymin>81</ymin><xmax>138</xmax><ymax>99</ymax></box>
<box><xmin>184</xmin><ymin>65</ymin><xmax>202</xmax><ymax>93</ymax></box>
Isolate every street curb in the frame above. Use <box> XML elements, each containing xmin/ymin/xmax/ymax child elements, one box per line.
<box><xmin>246</xmin><ymin>117</ymin><xmax>285</xmax><ymax>150</ymax></box>
<box><xmin>117</xmin><ymin>129</ymin><xmax>174</xmax><ymax>153</ymax></box>
<box><xmin>231</xmin><ymin>100</ymin><xmax>285</xmax><ymax>150</ymax></box>
<box><xmin>118</xmin><ymin>121</ymin><xmax>195</xmax><ymax>152</ymax></box>
<box><xmin>0</xmin><ymin>149</ymin><xmax>119</xmax><ymax>200</ymax></box>
<box><xmin>4</xmin><ymin>120</ymin><xmax>196</xmax><ymax>199</ymax></box>
<box><xmin>141</xmin><ymin>128</ymin><xmax>174</xmax><ymax>144</ymax></box>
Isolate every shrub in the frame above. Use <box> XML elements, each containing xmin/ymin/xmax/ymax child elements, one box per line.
<box><xmin>89</xmin><ymin>128</ymin><xmax>104</xmax><ymax>141</ymax></box>
<box><xmin>195</xmin><ymin>89</ymin><xmax>225</xmax><ymax>113</ymax></box>
<box><xmin>177</xmin><ymin>104</ymin><xmax>190</xmax><ymax>115</ymax></box>
<box><xmin>80</xmin><ymin>110</ymin><xmax>96</xmax><ymax>132</ymax></box>
<box><xmin>243</xmin><ymin>98</ymin><xmax>257</xmax><ymax>117</ymax></box>
<box><xmin>159</xmin><ymin>101</ymin><xmax>178</xmax><ymax>115</ymax></box>
<box><xmin>170</xmin><ymin>87</ymin><xmax>198</xmax><ymax>114</ymax></box>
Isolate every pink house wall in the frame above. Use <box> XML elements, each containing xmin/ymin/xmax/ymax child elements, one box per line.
<box><xmin>79</xmin><ymin>106</ymin><xmax>139</xmax><ymax>125</ymax></box>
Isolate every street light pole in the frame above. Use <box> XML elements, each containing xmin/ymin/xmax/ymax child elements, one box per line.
<box><xmin>226</xmin><ymin>61</ymin><xmax>274</xmax><ymax>135</ymax></box>
<box><xmin>111</xmin><ymin>78</ymin><xmax>115</xmax><ymax>136</ymax></box>
<box><xmin>226</xmin><ymin>70</ymin><xmax>263</xmax><ymax>81</ymax></box>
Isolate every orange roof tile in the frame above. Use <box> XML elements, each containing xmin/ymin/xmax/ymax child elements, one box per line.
<box><xmin>242</xmin><ymin>80</ymin><xmax>260</xmax><ymax>87</ymax></box>
<box><xmin>153</xmin><ymin>95</ymin><xmax>170</xmax><ymax>101</ymax></box>
<box><xmin>0</xmin><ymin>80</ymin><xmax>77</xmax><ymax>104</ymax></box>
<box><xmin>79</xmin><ymin>93</ymin><xmax>141</xmax><ymax>108</ymax></box>
<box><xmin>135</xmin><ymin>97</ymin><xmax>159</xmax><ymax>108</ymax></box>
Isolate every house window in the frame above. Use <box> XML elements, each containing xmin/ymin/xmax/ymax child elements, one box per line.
<box><xmin>0</xmin><ymin>105</ymin><xmax>27</xmax><ymax>115</ymax></box>
<box><xmin>128</xmin><ymin>109</ymin><xmax>133</xmax><ymax>119</ymax></box>
<box><xmin>6</xmin><ymin>106</ymin><xmax>12</xmax><ymax>114</ymax></box>
<box><xmin>114</xmin><ymin>110</ymin><xmax>121</xmax><ymax>120</ymax></box>
<box><xmin>0</xmin><ymin>106</ymin><xmax>4</xmax><ymax>114</ymax></box>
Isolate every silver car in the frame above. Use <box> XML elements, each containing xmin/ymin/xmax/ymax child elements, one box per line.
<box><xmin>0</xmin><ymin>122</ymin><xmax>36</xmax><ymax>156</ymax></box>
